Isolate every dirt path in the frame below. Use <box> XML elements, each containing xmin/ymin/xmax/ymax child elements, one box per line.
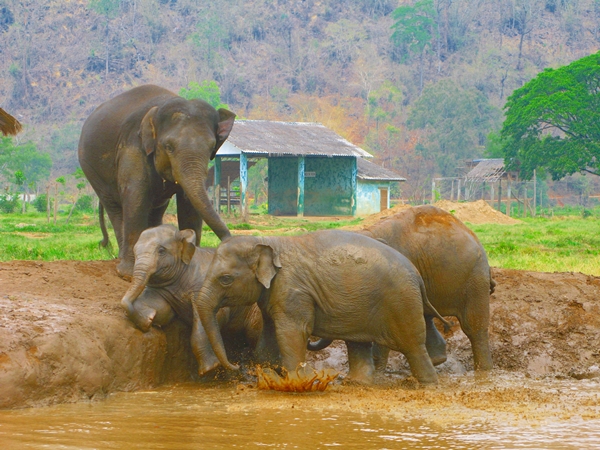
<box><xmin>1</xmin><ymin>259</ymin><xmax>600</xmax><ymax>409</ymax></box>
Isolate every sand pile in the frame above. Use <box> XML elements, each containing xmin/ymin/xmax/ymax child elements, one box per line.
<box><xmin>433</xmin><ymin>200</ymin><xmax>521</xmax><ymax>225</ymax></box>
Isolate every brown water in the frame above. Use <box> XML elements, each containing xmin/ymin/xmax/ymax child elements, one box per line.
<box><xmin>1</xmin><ymin>373</ymin><xmax>600</xmax><ymax>449</ymax></box>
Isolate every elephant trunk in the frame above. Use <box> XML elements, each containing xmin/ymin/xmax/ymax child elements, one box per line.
<box><xmin>177</xmin><ymin>163</ymin><xmax>231</xmax><ymax>241</ymax></box>
<box><xmin>121</xmin><ymin>268</ymin><xmax>151</xmax><ymax>316</ymax></box>
<box><xmin>195</xmin><ymin>286</ymin><xmax>239</xmax><ymax>371</ymax></box>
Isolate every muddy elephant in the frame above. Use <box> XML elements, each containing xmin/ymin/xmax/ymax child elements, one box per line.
<box><xmin>309</xmin><ymin>205</ymin><xmax>495</xmax><ymax>372</ymax></box>
<box><xmin>194</xmin><ymin>230</ymin><xmax>452</xmax><ymax>385</ymax></box>
<box><xmin>120</xmin><ymin>224</ymin><xmax>261</xmax><ymax>376</ymax></box>
<box><xmin>78</xmin><ymin>84</ymin><xmax>236</xmax><ymax>278</ymax></box>
<box><xmin>0</xmin><ymin>107</ymin><xmax>22</xmax><ymax>136</ymax></box>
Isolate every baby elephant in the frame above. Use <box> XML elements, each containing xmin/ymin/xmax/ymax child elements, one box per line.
<box><xmin>194</xmin><ymin>230</ymin><xmax>448</xmax><ymax>385</ymax></box>
<box><xmin>120</xmin><ymin>224</ymin><xmax>262</xmax><ymax>376</ymax></box>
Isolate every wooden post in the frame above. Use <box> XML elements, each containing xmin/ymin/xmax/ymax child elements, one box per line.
<box><xmin>53</xmin><ymin>183</ymin><xmax>58</xmax><ymax>225</ymax></box>
<box><xmin>227</xmin><ymin>176</ymin><xmax>231</xmax><ymax>214</ymax></box>
<box><xmin>533</xmin><ymin>169</ymin><xmax>537</xmax><ymax>217</ymax></box>
<box><xmin>457</xmin><ymin>179</ymin><xmax>461</xmax><ymax>202</ymax></box>
<box><xmin>450</xmin><ymin>179</ymin><xmax>454</xmax><ymax>201</ymax></box>
<box><xmin>431</xmin><ymin>179</ymin><xmax>436</xmax><ymax>204</ymax></box>
<box><xmin>490</xmin><ymin>182</ymin><xmax>494</xmax><ymax>206</ymax></box>
<box><xmin>497</xmin><ymin>179</ymin><xmax>502</xmax><ymax>211</ymax></box>
<box><xmin>46</xmin><ymin>184</ymin><xmax>51</xmax><ymax>223</ymax></box>
<box><xmin>506</xmin><ymin>174</ymin><xmax>512</xmax><ymax>217</ymax></box>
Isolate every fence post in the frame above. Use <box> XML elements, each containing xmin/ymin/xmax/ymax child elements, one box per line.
<box><xmin>533</xmin><ymin>170</ymin><xmax>537</xmax><ymax>217</ymax></box>
<box><xmin>506</xmin><ymin>175</ymin><xmax>512</xmax><ymax>216</ymax></box>
<box><xmin>431</xmin><ymin>179</ymin><xmax>436</xmax><ymax>204</ymax></box>
<box><xmin>457</xmin><ymin>179</ymin><xmax>461</xmax><ymax>202</ymax></box>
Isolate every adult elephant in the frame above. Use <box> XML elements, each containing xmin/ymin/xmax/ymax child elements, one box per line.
<box><xmin>78</xmin><ymin>85</ymin><xmax>235</xmax><ymax>278</ymax></box>
<box><xmin>309</xmin><ymin>205</ymin><xmax>495</xmax><ymax>372</ymax></box>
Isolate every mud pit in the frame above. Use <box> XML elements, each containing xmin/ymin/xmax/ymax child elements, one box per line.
<box><xmin>1</xmin><ymin>259</ymin><xmax>600</xmax><ymax>411</ymax></box>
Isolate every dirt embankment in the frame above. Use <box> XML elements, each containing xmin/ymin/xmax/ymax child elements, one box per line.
<box><xmin>1</xmin><ymin>258</ymin><xmax>600</xmax><ymax>409</ymax></box>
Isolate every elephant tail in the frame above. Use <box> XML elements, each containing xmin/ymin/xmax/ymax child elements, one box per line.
<box><xmin>98</xmin><ymin>203</ymin><xmax>112</xmax><ymax>251</ymax></box>
<box><xmin>489</xmin><ymin>268</ymin><xmax>496</xmax><ymax>295</ymax></box>
<box><xmin>307</xmin><ymin>338</ymin><xmax>334</xmax><ymax>351</ymax></box>
<box><xmin>418</xmin><ymin>277</ymin><xmax>454</xmax><ymax>332</ymax></box>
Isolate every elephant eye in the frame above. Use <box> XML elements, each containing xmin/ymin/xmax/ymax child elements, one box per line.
<box><xmin>219</xmin><ymin>274</ymin><xmax>234</xmax><ymax>286</ymax></box>
<box><xmin>157</xmin><ymin>246</ymin><xmax>167</xmax><ymax>256</ymax></box>
<box><xmin>164</xmin><ymin>143</ymin><xmax>174</xmax><ymax>153</ymax></box>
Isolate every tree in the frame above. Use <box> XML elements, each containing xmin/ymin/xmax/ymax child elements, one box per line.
<box><xmin>88</xmin><ymin>0</ymin><xmax>120</xmax><ymax>79</ymax></box>
<box><xmin>0</xmin><ymin>137</ymin><xmax>52</xmax><ymax>192</ymax></box>
<box><xmin>408</xmin><ymin>79</ymin><xmax>502</xmax><ymax>176</ymax></box>
<box><xmin>501</xmin><ymin>51</ymin><xmax>600</xmax><ymax>180</ymax></box>
<box><xmin>179</xmin><ymin>81</ymin><xmax>230</xmax><ymax>110</ymax></box>
<box><xmin>390</xmin><ymin>0</ymin><xmax>437</xmax><ymax>94</ymax></box>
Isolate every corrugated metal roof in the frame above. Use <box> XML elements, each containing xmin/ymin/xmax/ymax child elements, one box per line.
<box><xmin>465</xmin><ymin>159</ymin><xmax>506</xmax><ymax>182</ymax></box>
<box><xmin>219</xmin><ymin>120</ymin><xmax>373</xmax><ymax>158</ymax></box>
<box><xmin>357</xmin><ymin>158</ymin><xmax>406</xmax><ymax>181</ymax></box>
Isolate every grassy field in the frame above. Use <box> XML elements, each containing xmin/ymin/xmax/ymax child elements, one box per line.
<box><xmin>1</xmin><ymin>208</ymin><xmax>599</xmax><ymax>276</ymax></box>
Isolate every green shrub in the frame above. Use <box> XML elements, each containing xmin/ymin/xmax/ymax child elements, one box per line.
<box><xmin>76</xmin><ymin>194</ymin><xmax>94</xmax><ymax>212</ymax></box>
<box><xmin>32</xmin><ymin>194</ymin><xmax>48</xmax><ymax>213</ymax></box>
<box><xmin>0</xmin><ymin>193</ymin><xmax>20</xmax><ymax>213</ymax></box>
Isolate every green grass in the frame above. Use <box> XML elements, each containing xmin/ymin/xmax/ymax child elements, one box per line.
<box><xmin>1</xmin><ymin>209</ymin><xmax>599</xmax><ymax>276</ymax></box>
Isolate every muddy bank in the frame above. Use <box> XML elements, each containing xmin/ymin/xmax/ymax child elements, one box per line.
<box><xmin>1</xmin><ymin>260</ymin><xmax>599</xmax><ymax>409</ymax></box>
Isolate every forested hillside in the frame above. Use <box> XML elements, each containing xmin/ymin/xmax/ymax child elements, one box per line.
<box><xmin>1</xmin><ymin>0</ymin><xmax>599</xmax><ymax>201</ymax></box>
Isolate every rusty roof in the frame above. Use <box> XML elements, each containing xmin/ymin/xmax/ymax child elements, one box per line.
<box><xmin>357</xmin><ymin>158</ymin><xmax>406</xmax><ymax>181</ymax></box>
<box><xmin>218</xmin><ymin>120</ymin><xmax>373</xmax><ymax>158</ymax></box>
<box><xmin>465</xmin><ymin>159</ymin><xmax>506</xmax><ymax>182</ymax></box>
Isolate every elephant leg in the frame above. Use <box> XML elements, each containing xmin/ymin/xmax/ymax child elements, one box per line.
<box><xmin>402</xmin><ymin>344</ymin><xmax>439</xmax><ymax>385</ymax></box>
<box><xmin>118</xmin><ymin>195</ymin><xmax>152</xmax><ymax>278</ymax></box>
<box><xmin>176</xmin><ymin>193</ymin><xmax>203</xmax><ymax>246</ymax></box>
<box><xmin>101</xmin><ymin>198</ymin><xmax>125</xmax><ymax>253</ymax></box>
<box><xmin>459</xmin><ymin>283</ymin><xmax>493</xmax><ymax>371</ymax></box>
<box><xmin>253</xmin><ymin>310</ymin><xmax>281</xmax><ymax>366</ymax></box>
<box><xmin>372</xmin><ymin>343</ymin><xmax>391</xmax><ymax>372</ymax></box>
<box><xmin>273</xmin><ymin>313</ymin><xmax>312</xmax><ymax>377</ymax></box>
<box><xmin>128</xmin><ymin>289</ymin><xmax>175</xmax><ymax>332</ymax></box>
<box><xmin>345</xmin><ymin>341</ymin><xmax>375</xmax><ymax>384</ymax></box>
<box><xmin>192</xmin><ymin>307</ymin><xmax>230</xmax><ymax>376</ymax></box>
<box><xmin>425</xmin><ymin>315</ymin><xmax>448</xmax><ymax>366</ymax></box>
<box><xmin>148</xmin><ymin>201</ymin><xmax>170</xmax><ymax>228</ymax></box>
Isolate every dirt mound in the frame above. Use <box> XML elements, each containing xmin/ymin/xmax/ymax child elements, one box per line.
<box><xmin>434</xmin><ymin>199</ymin><xmax>521</xmax><ymax>225</ymax></box>
<box><xmin>2</xmin><ymin>260</ymin><xmax>600</xmax><ymax>409</ymax></box>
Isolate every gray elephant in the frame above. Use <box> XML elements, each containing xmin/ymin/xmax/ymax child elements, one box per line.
<box><xmin>310</xmin><ymin>205</ymin><xmax>495</xmax><ymax>372</ymax></box>
<box><xmin>78</xmin><ymin>84</ymin><xmax>235</xmax><ymax>278</ymax></box>
<box><xmin>194</xmin><ymin>230</ymin><xmax>452</xmax><ymax>385</ymax></box>
<box><xmin>120</xmin><ymin>224</ymin><xmax>262</xmax><ymax>376</ymax></box>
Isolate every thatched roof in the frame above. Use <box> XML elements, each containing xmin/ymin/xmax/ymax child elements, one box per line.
<box><xmin>465</xmin><ymin>159</ymin><xmax>506</xmax><ymax>182</ymax></box>
<box><xmin>218</xmin><ymin>120</ymin><xmax>372</xmax><ymax>158</ymax></box>
<box><xmin>357</xmin><ymin>158</ymin><xmax>405</xmax><ymax>182</ymax></box>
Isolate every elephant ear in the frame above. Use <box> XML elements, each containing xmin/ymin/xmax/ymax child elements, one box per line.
<box><xmin>253</xmin><ymin>244</ymin><xmax>281</xmax><ymax>289</ymax></box>
<box><xmin>178</xmin><ymin>229</ymin><xmax>197</xmax><ymax>265</ymax></box>
<box><xmin>140</xmin><ymin>106</ymin><xmax>159</xmax><ymax>156</ymax></box>
<box><xmin>211</xmin><ymin>109</ymin><xmax>236</xmax><ymax>160</ymax></box>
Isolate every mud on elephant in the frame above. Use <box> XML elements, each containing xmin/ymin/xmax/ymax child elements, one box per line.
<box><xmin>194</xmin><ymin>230</ymin><xmax>452</xmax><ymax>385</ymax></box>
<box><xmin>310</xmin><ymin>205</ymin><xmax>495</xmax><ymax>372</ymax></box>
<box><xmin>78</xmin><ymin>85</ymin><xmax>236</xmax><ymax>279</ymax></box>
<box><xmin>120</xmin><ymin>224</ymin><xmax>261</xmax><ymax>377</ymax></box>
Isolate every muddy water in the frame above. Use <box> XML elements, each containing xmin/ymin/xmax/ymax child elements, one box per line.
<box><xmin>1</xmin><ymin>373</ymin><xmax>600</xmax><ymax>449</ymax></box>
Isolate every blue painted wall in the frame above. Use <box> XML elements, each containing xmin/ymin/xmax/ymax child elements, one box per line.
<box><xmin>268</xmin><ymin>157</ymin><xmax>300</xmax><ymax>215</ymax></box>
<box><xmin>304</xmin><ymin>157</ymin><xmax>355</xmax><ymax>216</ymax></box>
<box><xmin>356</xmin><ymin>181</ymin><xmax>392</xmax><ymax>216</ymax></box>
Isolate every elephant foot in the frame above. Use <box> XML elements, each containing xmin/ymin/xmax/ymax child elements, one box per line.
<box><xmin>198</xmin><ymin>358</ymin><xmax>222</xmax><ymax>377</ymax></box>
<box><xmin>129</xmin><ymin>309</ymin><xmax>156</xmax><ymax>333</ymax></box>
<box><xmin>116</xmin><ymin>259</ymin><xmax>134</xmax><ymax>281</ymax></box>
<box><xmin>344</xmin><ymin>371</ymin><xmax>374</xmax><ymax>385</ymax></box>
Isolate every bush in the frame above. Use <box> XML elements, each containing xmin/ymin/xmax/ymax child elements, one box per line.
<box><xmin>0</xmin><ymin>193</ymin><xmax>20</xmax><ymax>213</ymax></box>
<box><xmin>76</xmin><ymin>194</ymin><xmax>94</xmax><ymax>212</ymax></box>
<box><xmin>32</xmin><ymin>194</ymin><xmax>48</xmax><ymax>213</ymax></box>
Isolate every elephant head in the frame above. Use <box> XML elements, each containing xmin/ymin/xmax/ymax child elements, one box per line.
<box><xmin>194</xmin><ymin>237</ymin><xmax>281</xmax><ymax>371</ymax></box>
<box><xmin>121</xmin><ymin>225</ymin><xmax>196</xmax><ymax>319</ymax></box>
<box><xmin>140</xmin><ymin>98</ymin><xmax>235</xmax><ymax>241</ymax></box>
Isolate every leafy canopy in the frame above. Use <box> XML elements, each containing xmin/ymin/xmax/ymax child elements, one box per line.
<box><xmin>0</xmin><ymin>136</ymin><xmax>52</xmax><ymax>189</ymax></box>
<box><xmin>179</xmin><ymin>81</ymin><xmax>229</xmax><ymax>110</ymax></box>
<box><xmin>501</xmin><ymin>51</ymin><xmax>600</xmax><ymax>180</ymax></box>
<box><xmin>390</xmin><ymin>0</ymin><xmax>437</xmax><ymax>60</ymax></box>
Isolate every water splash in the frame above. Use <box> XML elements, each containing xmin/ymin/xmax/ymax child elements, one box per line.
<box><xmin>255</xmin><ymin>364</ymin><xmax>339</xmax><ymax>392</ymax></box>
